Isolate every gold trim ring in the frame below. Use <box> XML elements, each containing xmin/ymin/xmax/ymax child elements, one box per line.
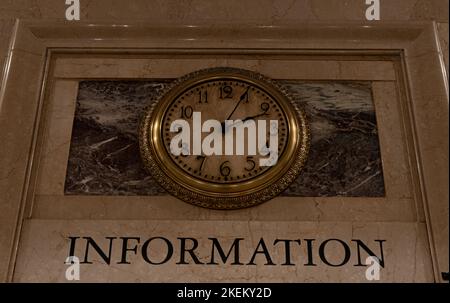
<box><xmin>139</xmin><ymin>67</ymin><xmax>310</xmax><ymax>209</ymax></box>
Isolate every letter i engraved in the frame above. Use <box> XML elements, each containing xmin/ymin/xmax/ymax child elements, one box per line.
<box><xmin>65</xmin><ymin>237</ymin><xmax>81</xmax><ymax>281</ymax></box>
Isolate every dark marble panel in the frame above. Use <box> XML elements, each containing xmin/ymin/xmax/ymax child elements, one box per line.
<box><xmin>64</xmin><ymin>80</ymin><xmax>385</xmax><ymax>197</ymax></box>
<box><xmin>282</xmin><ymin>81</ymin><xmax>384</xmax><ymax>197</ymax></box>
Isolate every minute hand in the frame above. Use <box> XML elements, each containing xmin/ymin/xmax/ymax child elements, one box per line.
<box><xmin>225</xmin><ymin>87</ymin><xmax>249</xmax><ymax>121</ymax></box>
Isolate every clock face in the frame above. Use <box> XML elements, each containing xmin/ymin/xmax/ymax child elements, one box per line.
<box><xmin>139</xmin><ymin>67</ymin><xmax>309</xmax><ymax>209</ymax></box>
<box><xmin>161</xmin><ymin>79</ymin><xmax>289</xmax><ymax>184</ymax></box>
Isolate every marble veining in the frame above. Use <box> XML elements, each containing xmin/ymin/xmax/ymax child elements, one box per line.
<box><xmin>282</xmin><ymin>81</ymin><xmax>384</xmax><ymax>196</ymax></box>
<box><xmin>64</xmin><ymin>80</ymin><xmax>385</xmax><ymax>197</ymax></box>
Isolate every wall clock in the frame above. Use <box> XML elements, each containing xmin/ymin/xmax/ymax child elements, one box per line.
<box><xmin>139</xmin><ymin>67</ymin><xmax>310</xmax><ymax>209</ymax></box>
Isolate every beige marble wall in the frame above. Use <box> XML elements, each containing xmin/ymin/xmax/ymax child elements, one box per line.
<box><xmin>0</xmin><ymin>0</ymin><xmax>448</xmax><ymax>21</ymax></box>
<box><xmin>0</xmin><ymin>1</ymin><xmax>448</xmax><ymax>84</ymax></box>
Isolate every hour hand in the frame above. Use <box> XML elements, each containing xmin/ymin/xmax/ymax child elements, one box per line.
<box><xmin>242</xmin><ymin>102</ymin><xmax>270</xmax><ymax>122</ymax></box>
<box><xmin>242</xmin><ymin>112</ymin><xmax>269</xmax><ymax>122</ymax></box>
<box><xmin>221</xmin><ymin>112</ymin><xmax>267</xmax><ymax>134</ymax></box>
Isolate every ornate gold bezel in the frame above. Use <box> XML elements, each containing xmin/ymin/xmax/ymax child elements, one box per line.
<box><xmin>139</xmin><ymin>67</ymin><xmax>310</xmax><ymax>209</ymax></box>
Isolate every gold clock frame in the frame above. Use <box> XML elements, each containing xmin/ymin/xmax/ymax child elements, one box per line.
<box><xmin>139</xmin><ymin>67</ymin><xmax>310</xmax><ymax>209</ymax></box>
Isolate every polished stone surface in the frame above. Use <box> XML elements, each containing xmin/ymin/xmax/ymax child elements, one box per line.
<box><xmin>64</xmin><ymin>80</ymin><xmax>385</xmax><ymax>197</ymax></box>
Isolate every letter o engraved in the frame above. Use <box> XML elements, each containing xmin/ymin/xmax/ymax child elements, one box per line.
<box><xmin>319</xmin><ymin>239</ymin><xmax>351</xmax><ymax>267</ymax></box>
<box><xmin>141</xmin><ymin>237</ymin><xmax>174</xmax><ymax>265</ymax></box>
